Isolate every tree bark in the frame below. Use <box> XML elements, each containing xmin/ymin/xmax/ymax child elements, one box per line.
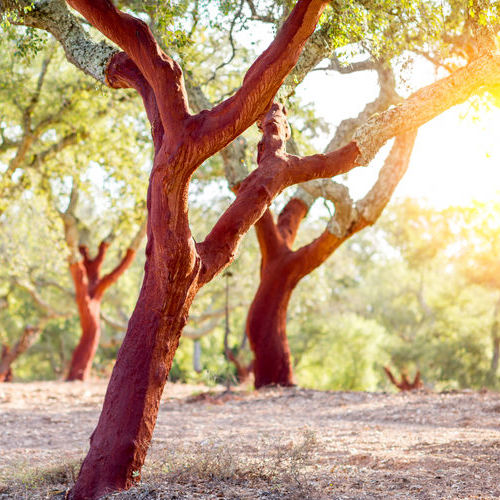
<box><xmin>66</xmin><ymin>296</ymin><xmax>102</xmax><ymax>381</ymax></box>
<box><xmin>247</xmin><ymin>131</ymin><xmax>416</xmax><ymax>387</ymax></box>
<box><xmin>247</xmin><ymin>252</ymin><xmax>299</xmax><ymax>387</ymax></box>
<box><xmin>70</xmin><ymin>187</ymin><xmax>201</xmax><ymax>498</ymax></box>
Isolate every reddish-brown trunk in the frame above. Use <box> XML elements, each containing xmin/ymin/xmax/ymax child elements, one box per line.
<box><xmin>70</xmin><ymin>183</ymin><xmax>201</xmax><ymax>498</ymax></box>
<box><xmin>0</xmin><ymin>345</ymin><xmax>13</xmax><ymax>382</ymax></box>
<box><xmin>66</xmin><ymin>242</ymin><xmax>137</xmax><ymax>381</ymax></box>
<box><xmin>0</xmin><ymin>326</ymin><xmax>42</xmax><ymax>382</ymax></box>
<box><xmin>247</xmin><ymin>250</ymin><xmax>300</xmax><ymax>388</ymax></box>
<box><xmin>66</xmin><ymin>298</ymin><xmax>101</xmax><ymax>381</ymax></box>
<box><xmin>225</xmin><ymin>350</ymin><xmax>254</xmax><ymax>383</ymax></box>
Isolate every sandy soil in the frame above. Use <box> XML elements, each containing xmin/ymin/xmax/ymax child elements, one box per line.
<box><xmin>0</xmin><ymin>381</ymin><xmax>499</xmax><ymax>499</ymax></box>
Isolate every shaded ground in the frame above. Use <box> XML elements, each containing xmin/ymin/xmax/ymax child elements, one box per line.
<box><xmin>0</xmin><ymin>381</ymin><xmax>499</xmax><ymax>499</ymax></box>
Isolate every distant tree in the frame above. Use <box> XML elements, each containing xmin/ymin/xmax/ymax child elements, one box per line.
<box><xmin>60</xmin><ymin>185</ymin><xmax>146</xmax><ymax>380</ymax></box>
<box><xmin>0</xmin><ymin>41</ymin><xmax>149</xmax><ymax>380</ymax></box>
<box><xmin>239</xmin><ymin>62</ymin><xmax>414</xmax><ymax>387</ymax></box>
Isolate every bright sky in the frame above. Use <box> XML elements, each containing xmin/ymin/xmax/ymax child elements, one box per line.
<box><xmin>296</xmin><ymin>62</ymin><xmax>500</xmax><ymax>208</ymax></box>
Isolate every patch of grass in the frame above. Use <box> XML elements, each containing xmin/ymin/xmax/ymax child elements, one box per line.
<box><xmin>1</xmin><ymin>430</ymin><xmax>320</xmax><ymax>499</ymax></box>
<box><xmin>0</xmin><ymin>460</ymin><xmax>80</xmax><ymax>499</ymax></box>
<box><xmin>107</xmin><ymin>428</ymin><xmax>320</xmax><ymax>499</ymax></box>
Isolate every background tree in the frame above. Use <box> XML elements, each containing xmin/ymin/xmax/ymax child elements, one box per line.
<box><xmin>60</xmin><ymin>184</ymin><xmax>146</xmax><ymax>381</ymax></box>
<box><xmin>0</xmin><ymin>39</ymin><xmax>150</xmax><ymax>380</ymax></box>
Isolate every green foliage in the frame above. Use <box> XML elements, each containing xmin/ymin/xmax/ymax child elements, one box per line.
<box><xmin>293</xmin><ymin>313</ymin><xmax>389</xmax><ymax>390</ymax></box>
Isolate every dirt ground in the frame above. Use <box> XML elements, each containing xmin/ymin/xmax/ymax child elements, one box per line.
<box><xmin>0</xmin><ymin>381</ymin><xmax>499</xmax><ymax>499</ymax></box>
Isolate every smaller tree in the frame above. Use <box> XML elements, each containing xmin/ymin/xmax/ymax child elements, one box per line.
<box><xmin>60</xmin><ymin>185</ymin><xmax>146</xmax><ymax>381</ymax></box>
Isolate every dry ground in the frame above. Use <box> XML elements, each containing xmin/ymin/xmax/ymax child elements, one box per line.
<box><xmin>0</xmin><ymin>381</ymin><xmax>499</xmax><ymax>499</ymax></box>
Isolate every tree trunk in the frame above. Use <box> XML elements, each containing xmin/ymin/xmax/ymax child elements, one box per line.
<box><xmin>66</xmin><ymin>298</ymin><xmax>101</xmax><ymax>381</ymax></box>
<box><xmin>70</xmin><ymin>166</ymin><xmax>201</xmax><ymax>498</ymax></box>
<box><xmin>70</xmin><ymin>257</ymin><xmax>198</xmax><ymax>499</ymax></box>
<box><xmin>246</xmin><ymin>254</ymin><xmax>299</xmax><ymax>388</ymax></box>
<box><xmin>0</xmin><ymin>345</ymin><xmax>13</xmax><ymax>382</ymax></box>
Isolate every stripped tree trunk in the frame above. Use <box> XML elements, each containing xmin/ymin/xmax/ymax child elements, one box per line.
<box><xmin>62</xmin><ymin>196</ymin><xmax>146</xmax><ymax>381</ymax></box>
<box><xmin>247</xmin><ymin>129</ymin><xmax>416</xmax><ymax>387</ymax></box>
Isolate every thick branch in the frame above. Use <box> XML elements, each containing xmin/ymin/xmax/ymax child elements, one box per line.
<box><xmin>66</xmin><ymin>0</ymin><xmax>190</xmax><ymax>136</ymax></box>
<box><xmin>291</xmin><ymin>130</ymin><xmax>416</xmax><ymax>276</ymax></box>
<box><xmin>355</xmin><ymin>130</ymin><xmax>417</xmax><ymax>225</ymax></box>
<box><xmin>1</xmin><ymin>0</ymin><xmax>119</xmax><ymax>84</ymax></box>
<box><xmin>197</xmin><ymin>103</ymin><xmax>360</xmax><ymax>283</ymax></box>
<box><xmin>93</xmin><ymin>221</ymin><xmax>145</xmax><ymax>298</ymax></box>
<box><xmin>195</xmin><ymin>0</ymin><xmax>329</xmax><ymax>162</ymax></box>
<box><xmin>353</xmin><ymin>54</ymin><xmax>500</xmax><ymax>164</ymax></box>
<box><xmin>106</xmin><ymin>53</ymin><xmax>163</xmax><ymax>151</ymax></box>
<box><xmin>93</xmin><ymin>241</ymin><xmax>110</xmax><ymax>268</ymax></box>
<box><xmin>94</xmin><ymin>249</ymin><xmax>135</xmax><ymax>299</ymax></box>
<box><xmin>276</xmin><ymin>198</ymin><xmax>309</xmax><ymax>247</ymax></box>
<box><xmin>254</xmin><ymin>209</ymin><xmax>284</xmax><ymax>262</ymax></box>
<box><xmin>326</xmin><ymin>64</ymin><xmax>399</xmax><ymax>153</ymax></box>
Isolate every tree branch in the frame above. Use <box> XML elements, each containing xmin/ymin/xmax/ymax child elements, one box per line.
<box><xmin>100</xmin><ymin>310</ymin><xmax>127</xmax><ymax>332</ymax></box>
<box><xmin>292</xmin><ymin>130</ymin><xmax>417</xmax><ymax>277</ymax></box>
<box><xmin>194</xmin><ymin>0</ymin><xmax>329</xmax><ymax>163</ymax></box>
<box><xmin>254</xmin><ymin>209</ymin><xmax>284</xmax><ymax>263</ymax></box>
<box><xmin>12</xmin><ymin>278</ymin><xmax>72</xmax><ymax>317</ymax></box>
<box><xmin>276</xmin><ymin>198</ymin><xmax>309</xmax><ymax>247</ymax></box>
<box><xmin>93</xmin><ymin>220</ymin><xmax>146</xmax><ymax>299</ymax></box>
<box><xmin>353</xmin><ymin>54</ymin><xmax>500</xmax><ymax>165</ymax></box>
<box><xmin>66</xmin><ymin>0</ymin><xmax>190</xmax><ymax>137</ymax></box>
<box><xmin>1</xmin><ymin>0</ymin><xmax>119</xmax><ymax>84</ymax></box>
<box><xmin>29</xmin><ymin>131</ymin><xmax>81</xmax><ymax>168</ymax></box>
<box><xmin>197</xmin><ymin>102</ymin><xmax>360</xmax><ymax>284</ymax></box>
<box><xmin>106</xmin><ymin>53</ymin><xmax>164</xmax><ymax>151</ymax></box>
